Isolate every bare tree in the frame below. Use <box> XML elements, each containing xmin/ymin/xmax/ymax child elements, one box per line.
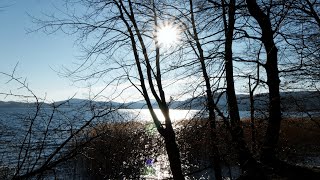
<box><xmin>246</xmin><ymin>0</ymin><xmax>282</xmax><ymax>164</ymax></box>
<box><xmin>185</xmin><ymin>0</ymin><xmax>222</xmax><ymax>179</ymax></box>
<box><xmin>280</xmin><ymin>0</ymin><xmax>320</xmax><ymax>85</ymax></box>
<box><xmin>32</xmin><ymin>0</ymin><xmax>188</xmax><ymax>179</ymax></box>
<box><xmin>0</xmin><ymin>67</ymin><xmax>118</xmax><ymax>179</ymax></box>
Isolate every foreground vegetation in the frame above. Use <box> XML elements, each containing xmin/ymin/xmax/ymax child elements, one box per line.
<box><xmin>73</xmin><ymin>117</ymin><xmax>320</xmax><ymax>179</ymax></box>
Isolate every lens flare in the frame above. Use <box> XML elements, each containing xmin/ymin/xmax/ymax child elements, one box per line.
<box><xmin>155</xmin><ymin>22</ymin><xmax>180</xmax><ymax>49</ymax></box>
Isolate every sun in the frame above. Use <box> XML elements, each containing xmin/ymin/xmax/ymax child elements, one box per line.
<box><xmin>155</xmin><ymin>22</ymin><xmax>180</xmax><ymax>48</ymax></box>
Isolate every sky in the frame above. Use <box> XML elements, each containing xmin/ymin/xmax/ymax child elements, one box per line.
<box><xmin>0</xmin><ymin>0</ymin><xmax>90</xmax><ymax>102</ymax></box>
<box><xmin>0</xmin><ymin>0</ymin><xmax>199</xmax><ymax>103</ymax></box>
<box><xmin>0</xmin><ymin>0</ymin><xmax>260</xmax><ymax>103</ymax></box>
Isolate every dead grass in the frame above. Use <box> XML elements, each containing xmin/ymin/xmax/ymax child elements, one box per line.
<box><xmin>241</xmin><ymin>117</ymin><xmax>320</xmax><ymax>159</ymax></box>
<box><xmin>77</xmin><ymin>121</ymin><xmax>164</xmax><ymax>179</ymax></box>
<box><xmin>176</xmin><ymin>117</ymin><xmax>320</xmax><ymax>165</ymax></box>
<box><xmin>278</xmin><ymin>118</ymin><xmax>320</xmax><ymax>157</ymax></box>
<box><xmin>77</xmin><ymin>117</ymin><xmax>320</xmax><ymax>178</ymax></box>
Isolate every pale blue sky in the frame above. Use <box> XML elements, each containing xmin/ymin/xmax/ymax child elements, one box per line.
<box><xmin>0</xmin><ymin>0</ymin><xmax>198</xmax><ymax>102</ymax></box>
<box><xmin>0</xmin><ymin>0</ymin><xmax>86</xmax><ymax>101</ymax></box>
<box><xmin>0</xmin><ymin>0</ymin><xmax>184</xmax><ymax>103</ymax></box>
<box><xmin>0</xmin><ymin>0</ymin><xmax>260</xmax><ymax>102</ymax></box>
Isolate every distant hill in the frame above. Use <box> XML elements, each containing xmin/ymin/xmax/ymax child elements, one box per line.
<box><xmin>280</xmin><ymin>91</ymin><xmax>320</xmax><ymax>112</ymax></box>
<box><xmin>1</xmin><ymin>91</ymin><xmax>319</xmax><ymax>112</ymax></box>
<box><xmin>0</xmin><ymin>101</ymin><xmax>34</xmax><ymax>108</ymax></box>
<box><xmin>164</xmin><ymin>91</ymin><xmax>320</xmax><ymax>112</ymax></box>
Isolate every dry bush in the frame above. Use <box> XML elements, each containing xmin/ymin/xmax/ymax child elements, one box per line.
<box><xmin>175</xmin><ymin>119</ymin><xmax>212</xmax><ymax>173</ymax></box>
<box><xmin>278</xmin><ymin>118</ymin><xmax>320</xmax><ymax>161</ymax></box>
<box><xmin>77</xmin><ymin>121</ymin><xmax>164</xmax><ymax>179</ymax></box>
<box><xmin>75</xmin><ymin>117</ymin><xmax>320</xmax><ymax>178</ymax></box>
<box><xmin>176</xmin><ymin>117</ymin><xmax>320</xmax><ymax>174</ymax></box>
<box><xmin>241</xmin><ymin>117</ymin><xmax>320</xmax><ymax>162</ymax></box>
<box><xmin>175</xmin><ymin>119</ymin><xmax>238</xmax><ymax>175</ymax></box>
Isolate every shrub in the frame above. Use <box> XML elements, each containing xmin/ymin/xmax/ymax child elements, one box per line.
<box><xmin>77</xmin><ymin>121</ymin><xmax>163</xmax><ymax>179</ymax></box>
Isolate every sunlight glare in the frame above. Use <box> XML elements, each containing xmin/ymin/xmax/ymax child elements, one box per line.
<box><xmin>156</xmin><ymin>22</ymin><xmax>180</xmax><ymax>48</ymax></box>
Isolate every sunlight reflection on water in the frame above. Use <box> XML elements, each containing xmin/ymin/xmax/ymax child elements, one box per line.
<box><xmin>117</xmin><ymin>109</ymin><xmax>200</xmax><ymax>122</ymax></box>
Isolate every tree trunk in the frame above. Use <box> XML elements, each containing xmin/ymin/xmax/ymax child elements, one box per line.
<box><xmin>222</xmin><ymin>0</ymin><xmax>256</xmax><ymax>169</ymax></box>
<box><xmin>246</xmin><ymin>0</ymin><xmax>282</xmax><ymax>163</ymax></box>
<box><xmin>249</xmin><ymin>76</ymin><xmax>256</xmax><ymax>152</ymax></box>
<box><xmin>189</xmin><ymin>0</ymin><xmax>222</xmax><ymax>178</ymax></box>
<box><xmin>163</xmin><ymin>125</ymin><xmax>185</xmax><ymax>180</ymax></box>
<box><xmin>121</xmin><ymin>6</ymin><xmax>185</xmax><ymax>178</ymax></box>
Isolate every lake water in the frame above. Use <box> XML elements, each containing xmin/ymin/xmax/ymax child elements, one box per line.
<box><xmin>117</xmin><ymin>109</ymin><xmax>263</xmax><ymax>121</ymax></box>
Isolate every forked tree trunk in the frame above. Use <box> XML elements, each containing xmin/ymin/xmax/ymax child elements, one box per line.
<box><xmin>222</xmin><ymin>0</ymin><xmax>257</xmax><ymax>170</ymax></box>
<box><xmin>246</xmin><ymin>0</ymin><xmax>282</xmax><ymax>164</ymax></box>
<box><xmin>189</xmin><ymin>0</ymin><xmax>222</xmax><ymax>179</ymax></box>
<box><xmin>120</xmin><ymin>5</ymin><xmax>185</xmax><ymax>177</ymax></box>
<box><xmin>126</xmin><ymin>0</ymin><xmax>185</xmax><ymax>177</ymax></box>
